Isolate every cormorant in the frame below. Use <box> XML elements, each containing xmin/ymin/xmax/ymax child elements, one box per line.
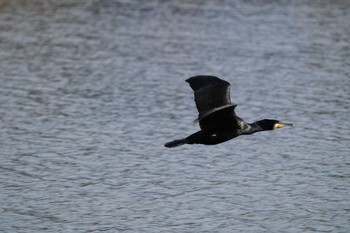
<box><xmin>165</xmin><ymin>76</ymin><xmax>293</xmax><ymax>148</ymax></box>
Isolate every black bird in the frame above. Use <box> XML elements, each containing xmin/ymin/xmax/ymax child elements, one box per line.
<box><xmin>165</xmin><ymin>76</ymin><xmax>293</xmax><ymax>148</ymax></box>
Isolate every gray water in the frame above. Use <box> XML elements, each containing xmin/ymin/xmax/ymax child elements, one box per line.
<box><xmin>1</xmin><ymin>1</ymin><xmax>349</xmax><ymax>232</ymax></box>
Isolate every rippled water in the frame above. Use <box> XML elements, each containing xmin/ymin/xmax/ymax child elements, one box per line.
<box><xmin>1</xmin><ymin>1</ymin><xmax>350</xmax><ymax>232</ymax></box>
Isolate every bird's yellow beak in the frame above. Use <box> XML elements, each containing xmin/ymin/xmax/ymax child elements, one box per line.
<box><xmin>273</xmin><ymin>122</ymin><xmax>293</xmax><ymax>129</ymax></box>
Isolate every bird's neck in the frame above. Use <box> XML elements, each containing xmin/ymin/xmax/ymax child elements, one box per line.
<box><xmin>243</xmin><ymin>122</ymin><xmax>263</xmax><ymax>135</ymax></box>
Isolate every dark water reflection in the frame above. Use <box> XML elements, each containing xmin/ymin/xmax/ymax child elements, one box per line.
<box><xmin>1</xmin><ymin>1</ymin><xmax>349</xmax><ymax>232</ymax></box>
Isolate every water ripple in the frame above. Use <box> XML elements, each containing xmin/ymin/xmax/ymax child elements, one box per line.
<box><xmin>1</xmin><ymin>1</ymin><xmax>350</xmax><ymax>232</ymax></box>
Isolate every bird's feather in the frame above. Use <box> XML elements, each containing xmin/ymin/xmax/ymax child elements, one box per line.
<box><xmin>186</xmin><ymin>76</ymin><xmax>239</xmax><ymax>131</ymax></box>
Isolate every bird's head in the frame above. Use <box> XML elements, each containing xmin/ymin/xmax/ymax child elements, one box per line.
<box><xmin>256</xmin><ymin>119</ymin><xmax>293</xmax><ymax>131</ymax></box>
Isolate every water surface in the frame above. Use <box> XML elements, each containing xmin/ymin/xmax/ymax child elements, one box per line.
<box><xmin>1</xmin><ymin>1</ymin><xmax>349</xmax><ymax>232</ymax></box>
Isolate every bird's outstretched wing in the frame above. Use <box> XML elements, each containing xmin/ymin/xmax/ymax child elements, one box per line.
<box><xmin>186</xmin><ymin>76</ymin><xmax>239</xmax><ymax>131</ymax></box>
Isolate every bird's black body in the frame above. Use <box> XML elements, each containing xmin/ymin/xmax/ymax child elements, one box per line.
<box><xmin>165</xmin><ymin>76</ymin><xmax>292</xmax><ymax>147</ymax></box>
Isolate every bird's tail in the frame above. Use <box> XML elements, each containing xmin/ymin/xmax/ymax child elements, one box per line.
<box><xmin>164</xmin><ymin>138</ymin><xmax>187</xmax><ymax>148</ymax></box>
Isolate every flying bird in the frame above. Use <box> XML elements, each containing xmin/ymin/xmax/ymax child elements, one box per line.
<box><xmin>165</xmin><ymin>76</ymin><xmax>292</xmax><ymax>148</ymax></box>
